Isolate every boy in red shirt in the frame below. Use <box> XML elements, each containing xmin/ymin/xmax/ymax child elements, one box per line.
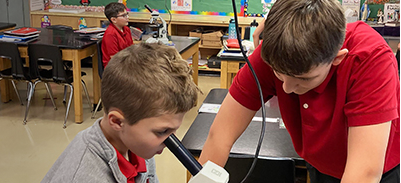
<box><xmin>199</xmin><ymin>0</ymin><xmax>400</xmax><ymax>182</ymax></box>
<box><xmin>102</xmin><ymin>2</ymin><xmax>133</xmax><ymax>67</ymax></box>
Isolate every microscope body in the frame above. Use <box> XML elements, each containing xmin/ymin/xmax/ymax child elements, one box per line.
<box><xmin>146</xmin><ymin>11</ymin><xmax>169</xmax><ymax>44</ymax></box>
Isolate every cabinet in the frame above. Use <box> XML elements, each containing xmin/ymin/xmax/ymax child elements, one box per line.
<box><xmin>1</xmin><ymin>0</ymin><xmax>30</xmax><ymax>27</ymax></box>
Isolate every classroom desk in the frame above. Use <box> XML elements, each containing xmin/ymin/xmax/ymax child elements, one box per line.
<box><xmin>0</xmin><ymin>28</ymin><xmax>99</xmax><ymax>123</ymax></box>
<box><xmin>181</xmin><ymin>88</ymin><xmax>306</xmax><ymax>182</ymax></box>
<box><xmin>217</xmin><ymin>51</ymin><xmax>246</xmax><ymax>89</ymax></box>
<box><xmin>171</xmin><ymin>36</ymin><xmax>201</xmax><ymax>85</ymax></box>
<box><xmin>0</xmin><ymin>32</ymin><xmax>200</xmax><ymax>123</ymax></box>
<box><xmin>0</xmin><ymin>23</ymin><xmax>16</xmax><ymax>32</ymax></box>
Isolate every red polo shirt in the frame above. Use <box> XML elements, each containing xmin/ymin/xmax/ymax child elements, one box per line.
<box><xmin>115</xmin><ymin>148</ymin><xmax>147</xmax><ymax>183</ymax></box>
<box><xmin>230</xmin><ymin>21</ymin><xmax>399</xmax><ymax>179</ymax></box>
<box><xmin>101</xmin><ymin>23</ymin><xmax>133</xmax><ymax>67</ymax></box>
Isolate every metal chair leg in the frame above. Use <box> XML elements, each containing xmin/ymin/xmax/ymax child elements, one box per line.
<box><xmin>91</xmin><ymin>99</ymin><xmax>102</xmax><ymax>119</ymax></box>
<box><xmin>44</xmin><ymin>82</ymin><xmax>57</xmax><ymax>110</ymax></box>
<box><xmin>11</xmin><ymin>80</ymin><xmax>23</xmax><ymax>105</ymax></box>
<box><xmin>23</xmin><ymin>81</ymin><xmax>39</xmax><ymax>125</ymax></box>
<box><xmin>81</xmin><ymin>80</ymin><xmax>92</xmax><ymax>112</ymax></box>
<box><xmin>63</xmin><ymin>84</ymin><xmax>74</xmax><ymax>129</ymax></box>
<box><xmin>63</xmin><ymin>85</ymin><xmax>67</xmax><ymax>103</ymax></box>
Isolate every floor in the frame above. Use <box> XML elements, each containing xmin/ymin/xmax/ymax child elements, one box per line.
<box><xmin>0</xmin><ymin>67</ymin><xmax>220</xmax><ymax>183</ymax></box>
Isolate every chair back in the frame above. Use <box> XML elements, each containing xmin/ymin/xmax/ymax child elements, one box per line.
<box><xmin>46</xmin><ymin>25</ymin><xmax>73</xmax><ymax>31</ymax></box>
<box><xmin>0</xmin><ymin>41</ymin><xmax>29</xmax><ymax>80</ymax></box>
<box><xmin>28</xmin><ymin>44</ymin><xmax>70</xmax><ymax>83</ymax></box>
<box><xmin>224</xmin><ymin>156</ymin><xmax>296</xmax><ymax>183</ymax></box>
<box><xmin>96</xmin><ymin>39</ymin><xmax>104</xmax><ymax>79</ymax></box>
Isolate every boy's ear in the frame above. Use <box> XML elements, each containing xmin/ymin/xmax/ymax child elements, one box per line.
<box><xmin>110</xmin><ymin>17</ymin><xmax>117</xmax><ymax>24</ymax></box>
<box><xmin>107</xmin><ymin>109</ymin><xmax>125</xmax><ymax>130</ymax></box>
<box><xmin>332</xmin><ymin>48</ymin><xmax>348</xmax><ymax>66</ymax></box>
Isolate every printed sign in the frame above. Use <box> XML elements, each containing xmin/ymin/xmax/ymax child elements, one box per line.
<box><xmin>343</xmin><ymin>0</ymin><xmax>360</xmax><ymax>23</ymax></box>
<box><xmin>171</xmin><ymin>0</ymin><xmax>192</xmax><ymax>11</ymax></box>
<box><xmin>384</xmin><ymin>3</ymin><xmax>400</xmax><ymax>22</ymax></box>
<box><xmin>41</xmin><ymin>15</ymin><xmax>51</xmax><ymax>28</ymax></box>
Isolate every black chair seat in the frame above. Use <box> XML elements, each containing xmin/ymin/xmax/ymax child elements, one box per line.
<box><xmin>0</xmin><ymin>68</ymin><xmax>12</xmax><ymax>78</ymax></box>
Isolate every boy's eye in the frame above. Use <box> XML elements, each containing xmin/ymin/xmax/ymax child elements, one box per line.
<box><xmin>298</xmin><ymin>77</ymin><xmax>311</xmax><ymax>81</ymax></box>
<box><xmin>157</xmin><ymin>129</ymin><xmax>169</xmax><ymax>136</ymax></box>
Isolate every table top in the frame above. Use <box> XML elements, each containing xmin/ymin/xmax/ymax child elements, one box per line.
<box><xmin>1</xmin><ymin>28</ymin><xmax>97</xmax><ymax>49</ymax></box>
<box><xmin>182</xmin><ymin>88</ymin><xmax>301</xmax><ymax>160</ymax></box>
<box><xmin>171</xmin><ymin>36</ymin><xmax>200</xmax><ymax>54</ymax></box>
<box><xmin>0</xmin><ymin>22</ymin><xmax>16</xmax><ymax>30</ymax></box>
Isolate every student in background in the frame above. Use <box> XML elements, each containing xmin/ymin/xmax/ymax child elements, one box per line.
<box><xmin>199</xmin><ymin>0</ymin><xmax>400</xmax><ymax>182</ymax></box>
<box><xmin>252</xmin><ymin>14</ymin><xmax>266</xmax><ymax>48</ymax></box>
<box><xmin>41</xmin><ymin>43</ymin><xmax>199</xmax><ymax>183</ymax></box>
<box><xmin>102</xmin><ymin>2</ymin><xmax>133</xmax><ymax>67</ymax></box>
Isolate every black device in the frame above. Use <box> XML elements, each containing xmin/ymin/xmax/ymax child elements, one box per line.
<box><xmin>163</xmin><ymin>133</ymin><xmax>203</xmax><ymax>176</ymax></box>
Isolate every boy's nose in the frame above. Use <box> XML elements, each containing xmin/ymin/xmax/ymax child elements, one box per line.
<box><xmin>282</xmin><ymin>78</ymin><xmax>298</xmax><ymax>94</ymax></box>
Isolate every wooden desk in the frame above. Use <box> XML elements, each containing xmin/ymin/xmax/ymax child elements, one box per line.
<box><xmin>0</xmin><ymin>29</ymin><xmax>99</xmax><ymax>124</ymax></box>
<box><xmin>217</xmin><ymin>51</ymin><xmax>246</xmax><ymax>89</ymax></box>
<box><xmin>171</xmin><ymin>36</ymin><xmax>201</xmax><ymax>85</ymax></box>
<box><xmin>181</xmin><ymin>88</ymin><xmax>307</xmax><ymax>182</ymax></box>
<box><xmin>0</xmin><ymin>23</ymin><xmax>16</xmax><ymax>32</ymax></box>
<box><xmin>0</xmin><ymin>33</ymin><xmax>200</xmax><ymax>124</ymax></box>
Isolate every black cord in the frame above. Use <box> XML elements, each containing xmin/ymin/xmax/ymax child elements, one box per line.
<box><xmin>165</xmin><ymin>0</ymin><xmax>172</xmax><ymax>32</ymax></box>
<box><xmin>231</xmin><ymin>0</ymin><xmax>267</xmax><ymax>183</ymax></box>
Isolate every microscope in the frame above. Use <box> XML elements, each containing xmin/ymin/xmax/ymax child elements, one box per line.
<box><xmin>164</xmin><ymin>134</ymin><xmax>229</xmax><ymax>183</ymax></box>
<box><xmin>144</xmin><ymin>5</ymin><xmax>170</xmax><ymax>44</ymax></box>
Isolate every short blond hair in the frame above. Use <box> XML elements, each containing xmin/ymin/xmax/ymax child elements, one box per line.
<box><xmin>101</xmin><ymin>43</ymin><xmax>199</xmax><ymax>125</ymax></box>
<box><xmin>262</xmin><ymin>0</ymin><xmax>346</xmax><ymax>75</ymax></box>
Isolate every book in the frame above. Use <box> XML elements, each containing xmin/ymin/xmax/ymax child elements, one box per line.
<box><xmin>385</xmin><ymin>21</ymin><xmax>400</xmax><ymax>27</ymax></box>
<box><xmin>49</xmin><ymin>8</ymin><xmax>85</xmax><ymax>14</ymax></box>
<box><xmin>0</xmin><ymin>34</ymin><xmax>39</xmax><ymax>42</ymax></box>
<box><xmin>4</xmin><ymin>27</ymin><xmax>40</xmax><ymax>36</ymax></box>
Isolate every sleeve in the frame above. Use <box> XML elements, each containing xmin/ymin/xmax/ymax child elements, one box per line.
<box><xmin>344</xmin><ymin>44</ymin><xmax>399</xmax><ymax>126</ymax></box>
<box><xmin>229</xmin><ymin>44</ymin><xmax>277</xmax><ymax>111</ymax></box>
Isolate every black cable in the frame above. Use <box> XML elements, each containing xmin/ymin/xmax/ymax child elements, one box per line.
<box><xmin>165</xmin><ymin>0</ymin><xmax>172</xmax><ymax>32</ymax></box>
<box><xmin>231</xmin><ymin>0</ymin><xmax>267</xmax><ymax>183</ymax></box>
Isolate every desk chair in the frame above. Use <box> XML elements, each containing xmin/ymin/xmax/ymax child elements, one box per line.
<box><xmin>224</xmin><ymin>155</ymin><xmax>295</xmax><ymax>183</ymax></box>
<box><xmin>46</xmin><ymin>25</ymin><xmax>73</xmax><ymax>30</ymax></box>
<box><xmin>26</xmin><ymin>43</ymin><xmax>92</xmax><ymax>128</ymax></box>
<box><xmin>91</xmin><ymin>40</ymin><xmax>103</xmax><ymax>119</ymax></box>
<box><xmin>0</xmin><ymin>42</ymin><xmax>25</xmax><ymax>105</ymax></box>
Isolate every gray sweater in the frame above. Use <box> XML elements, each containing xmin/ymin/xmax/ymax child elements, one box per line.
<box><xmin>41</xmin><ymin>118</ymin><xmax>159</xmax><ymax>183</ymax></box>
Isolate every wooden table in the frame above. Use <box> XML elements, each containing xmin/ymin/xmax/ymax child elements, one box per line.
<box><xmin>0</xmin><ymin>23</ymin><xmax>16</xmax><ymax>32</ymax></box>
<box><xmin>1</xmin><ymin>33</ymin><xmax>200</xmax><ymax>124</ymax></box>
<box><xmin>0</xmin><ymin>28</ymin><xmax>99</xmax><ymax>123</ymax></box>
<box><xmin>217</xmin><ymin>49</ymin><xmax>246</xmax><ymax>89</ymax></box>
<box><xmin>171</xmin><ymin>36</ymin><xmax>201</xmax><ymax>85</ymax></box>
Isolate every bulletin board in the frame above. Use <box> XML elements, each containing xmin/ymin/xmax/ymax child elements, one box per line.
<box><xmin>60</xmin><ymin>0</ymin><xmax>265</xmax><ymax>15</ymax></box>
<box><xmin>58</xmin><ymin>0</ymin><xmax>399</xmax><ymax>19</ymax></box>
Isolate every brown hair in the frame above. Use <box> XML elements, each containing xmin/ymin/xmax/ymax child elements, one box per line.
<box><xmin>104</xmin><ymin>2</ymin><xmax>126</xmax><ymax>22</ymax></box>
<box><xmin>101</xmin><ymin>43</ymin><xmax>200</xmax><ymax>125</ymax></box>
<box><xmin>262</xmin><ymin>0</ymin><xmax>346</xmax><ymax>76</ymax></box>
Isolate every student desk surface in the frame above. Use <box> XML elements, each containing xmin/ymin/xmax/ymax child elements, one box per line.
<box><xmin>181</xmin><ymin>88</ymin><xmax>305</xmax><ymax>182</ymax></box>
<box><xmin>182</xmin><ymin>88</ymin><xmax>301</xmax><ymax>159</ymax></box>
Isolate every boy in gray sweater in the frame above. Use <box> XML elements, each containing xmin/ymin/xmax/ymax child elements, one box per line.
<box><xmin>42</xmin><ymin>43</ymin><xmax>199</xmax><ymax>183</ymax></box>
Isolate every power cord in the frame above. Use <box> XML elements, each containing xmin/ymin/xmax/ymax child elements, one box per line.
<box><xmin>231</xmin><ymin>0</ymin><xmax>267</xmax><ymax>182</ymax></box>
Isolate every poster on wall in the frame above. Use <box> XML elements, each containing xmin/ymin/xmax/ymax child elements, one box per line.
<box><xmin>342</xmin><ymin>0</ymin><xmax>360</xmax><ymax>23</ymax></box>
<box><xmin>30</xmin><ymin>0</ymin><xmax>44</xmax><ymax>11</ymax></box>
<box><xmin>171</xmin><ymin>0</ymin><xmax>192</xmax><ymax>11</ymax></box>
<box><xmin>384</xmin><ymin>3</ymin><xmax>400</xmax><ymax>22</ymax></box>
